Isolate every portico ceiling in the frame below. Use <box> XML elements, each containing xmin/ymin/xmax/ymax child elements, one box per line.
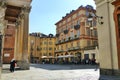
<box><xmin>5</xmin><ymin>5</ymin><xmax>21</xmax><ymax>23</ymax></box>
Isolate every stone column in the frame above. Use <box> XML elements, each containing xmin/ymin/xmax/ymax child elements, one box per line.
<box><xmin>95</xmin><ymin>0</ymin><xmax>119</xmax><ymax>75</ymax></box>
<box><xmin>0</xmin><ymin>0</ymin><xmax>6</xmax><ymax>79</ymax></box>
<box><xmin>17</xmin><ymin>6</ymin><xmax>31</xmax><ymax>70</ymax></box>
<box><xmin>14</xmin><ymin>19</ymin><xmax>21</xmax><ymax>60</ymax></box>
<box><xmin>14</xmin><ymin>26</ymin><xmax>18</xmax><ymax>59</ymax></box>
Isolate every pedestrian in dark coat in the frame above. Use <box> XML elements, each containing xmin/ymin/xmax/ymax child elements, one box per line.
<box><xmin>10</xmin><ymin>59</ymin><xmax>16</xmax><ymax>72</ymax></box>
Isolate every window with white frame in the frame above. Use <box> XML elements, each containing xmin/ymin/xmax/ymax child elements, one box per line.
<box><xmin>87</xmin><ymin>40</ymin><xmax>90</xmax><ymax>46</ymax></box>
<box><xmin>77</xmin><ymin>30</ymin><xmax>80</xmax><ymax>36</ymax></box>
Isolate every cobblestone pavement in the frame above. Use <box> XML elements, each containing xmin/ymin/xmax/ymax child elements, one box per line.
<box><xmin>2</xmin><ymin>64</ymin><xmax>100</xmax><ymax>80</ymax></box>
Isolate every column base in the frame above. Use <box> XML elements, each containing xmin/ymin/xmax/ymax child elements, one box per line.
<box><xmin>100</xmin><ymin>68</ymin><xmax>120</xmax><ymax>76</ymax></box>
<box><xmin>17</xmin><ymin>60</ymin><xmax>29</xmax><ymax>70</ymax></box>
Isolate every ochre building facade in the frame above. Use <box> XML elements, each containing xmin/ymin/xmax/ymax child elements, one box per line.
<box><xmin>55</xmin><ymin>5</ymin><xmax>99</xmax><ymax>64</ymax></box>
<box><xmin>28</xmin><ymin>33</ymin><xmax>56</xmax><ymax>64</ymax></box>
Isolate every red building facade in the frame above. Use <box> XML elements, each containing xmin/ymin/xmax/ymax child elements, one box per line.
<box><xmin>3</xmin><ymin>25</ymin><xmax>15</xmax><ymax>63</ymax></box>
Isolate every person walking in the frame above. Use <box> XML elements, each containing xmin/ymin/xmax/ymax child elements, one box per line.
<box><xmin>10</xmin><ymin>59</ymin><xmax>16</xmax><ymax>72</ymax></box>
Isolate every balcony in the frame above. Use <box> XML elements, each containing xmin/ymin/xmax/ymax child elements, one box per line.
<box><xmin>74</xmin><ymin>24</ymin><xmax>80</xmax><ymax>30</ymax></box>
<box><xmin>74</xmin><ymin>35</ymin><xmax>79</xmax><ymax>39</ymax></box>
<box><xmin>84</xmin><ymin>45</ymin><xmax>96</xmax><ymax>50</ymax></box>
<box><xmin>55</xmin><ymin>41</ymin><xmax>59</xmax><ymax>44</ymax></box>
<box><xmin>56</xmin><ymin>36</ymin><xmax>80</xmax><ymax>45</ymax></box>
<box><xmin>61</xmin><ymin>39</ymin><xmax>64</xmax><ymax>43</ymax></box>
<box><xmin>55</xmin><ymin>50</ymin><xmax>64</xmax><ymax>53</ymax></box>
<box><xmin>68</xmin><ymin>46</ymin><xmax>81</xmax><ymax>51</ymax></box>
<box><xmin>64</xmin><ymin>29</ymin><xmax>69</xmax><ymax>34</ymax></box>
<box><xmin>65</xmin><ymin>38</ymin><xmax>69</xmax><ymax>42</ymax></box>
<box><xmin>56</xmin><ymin>33</ymin><xmax>60</xmax><ymax>37</ymax></box>
<box><xmin>37</xmin><ymin>47</ymin><xmax>41</xmax><ymax>51</ymax></box>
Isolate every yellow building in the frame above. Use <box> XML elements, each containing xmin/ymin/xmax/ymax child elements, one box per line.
<box><xmin>55</xmin><ymin>5</ymin><xmax>99</xmax><ymax>64</ymax></box>
<box><xmin>28</xmin><ymin>33</ymin><xmax>56</xmax><ymax>63</ymax></box>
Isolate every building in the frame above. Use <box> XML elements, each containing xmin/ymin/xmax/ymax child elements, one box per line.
<box><xmin>0</xmin><ymin>0</ymin><xmax>32</xmax><ymax>78</ymax></box>
<box><xmin>95</xmin><ymin>0</ymin><xmax>120</xmax><ymax>75</ymax></box>
<box><xmin>55</xmin><ymin>5</ymin><xmax>99</xmax><ymax>64</ymax></box>
<box><xmin>3</xmin><ymin>25</ymin><xmax>15</xmax><ymax>63</ymax></box>
<box><xmin>28</xmin><ymin>33</ymin><xmax>56</xmax><ymax>63</ymax></box>
<box><xmin>0</xmin><ymin>0</ymin><xmax>32</xmax><ymax>70</ymax></box>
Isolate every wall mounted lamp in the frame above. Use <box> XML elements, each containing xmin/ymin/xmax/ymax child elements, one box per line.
<box><xmin>96</xmin><ymin>16</ymin><xmax>104</xmax><ymax>25</ymax></box>
<box><xmin>87</xmin><ymin>13</ymin><xmax>104</xmax><ymax>25</ymax></box>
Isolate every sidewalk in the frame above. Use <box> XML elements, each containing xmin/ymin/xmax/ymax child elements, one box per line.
<box><xmin>99</xmin><ymin>75</ymin><xmax>120</xmax><ymax>80</ymax></box>
<box><xmin>2</xmin><ymin>64</ymin><xmax>99</xmax><ymax>80</ymax></box>
<box><xmin>2</xmin><ymin>64</ymin><xmax>120</xmax><ymax>80</ymax></box>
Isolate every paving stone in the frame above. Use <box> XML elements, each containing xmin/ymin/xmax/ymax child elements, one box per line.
<box><xmin>2</xmin><ymin>64</ymin><xmax>119</xmax><ymax>80</ymax></box>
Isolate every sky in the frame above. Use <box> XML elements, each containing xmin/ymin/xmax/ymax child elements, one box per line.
<box><xmin>29</xmin><ymin>0</ymin><xmax>96</xmax><ymax>35</ymax></box>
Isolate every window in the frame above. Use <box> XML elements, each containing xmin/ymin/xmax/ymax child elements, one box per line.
<box><xmin>44</xmin><ymin>47</ymin><xmax>46</xmax><ymax>50</ymax></box>
<box><xmin>71</xmin><ymin>42</ymin><xmax>73</xmax><ymax>47</ymax></box>
<box><xmin>93</xmin><ymin>41</ymin><xmax>98</xmax><ymax>46</ymax></box>
<box><xmin>77</xmin><ymin>41</ymin><xmax>80</xmax><ymax>46</ymax></box>
<box><xmin>92</xmin><ymin>53</ymin><xmax>95</xmax><ymax>59</ymax></box>
<box><xmin>61</xmin><ymin>45</ymin><xmax>63</xmax><ymax>50</ymax></box>
<box><xmin>86</xmin><ymin>20</ymin><xmax>89</xmax><ymax>26</ymax></box>
<box><xmin>77</xmin><ymin>20</ymin><xmax>80</xmax><ymax>25</ymax></box>
<box><xmin>84</xmin><ymin>54</ymin><xmax>89</xmax><ymax>59</ymax></box>
<box><xmin>49</xmin><ymin>42</ymin><xmax>52</xmax><ymax>45</ymax></box>
<box><xmin>77</xmin><ymin>30</ymin><xmax>80</xmax><ymax>36</ymax></box>
<box><xmin>44</xmin><ymin>53</ymin><xmax>47</xmax><ymax>56</ymax></box>
<box><xmin>66</xmin><ymin>44</ymin><xmax>68</xmax><ymax>49</ymax></box>
<box><xmin>44</xmin><ymin>42</ymin><xmax>47</xmax><ymax>45</ymax></box>
<box><xmin>66</xmin><ymin>26</ymin><xmax>68</xmax><ymax>29</ymax></box>
<box><xmin>93</xmin><ymin>20</ymin><xmax>97</xmax><ymax>27</ymax></box>
<box><xmin>71</xmin><ymin>25</ymin><xmax>74</xmax><ymax>29</ymax></box>
<box><xmin>49</xmin><ymin>53</ymin><xmax>52</xmax><ymax>56</ymax></box>
<box><xmin>40</xmin><ymin>42</ymin><xmax>42</xmax><ymax>45</ymax></box>
<box><xmin>86</xmin><ymin>29</ymin><xmax>90</xmax><ymax>36</ymax></box>
<box><xmin>49</xmin><ymin>47</ymin><xmax>52</xmax><ymax>50</ymax></box>
<box><xmin>87</xmin><ymin>40</ymin><xmax>90</xmax><ymax>46</ymax></box>
<box><xmin>94</xmin><ymin>30</ymin><xmax>97</xmax><ymax>37</ymax></box>
<box><xmin>70</xmin><ymin>31</ymin><xmax>74</xmax><ymax>38</ymax></box>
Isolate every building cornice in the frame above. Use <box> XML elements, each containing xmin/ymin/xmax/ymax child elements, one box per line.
<box><xmin>5</xmin><ymin>0</ymin><xmax>32</xmax><ymax>7</ymax></box>
<box><xmin>95</xmin><ymin>0</ymin><xmax>115</xmax><ymax>7</ymax></box>
<box><xmin>55</xmin><ymin>6</ymin><xmax>96</xmax><ymax>26</ymax></box>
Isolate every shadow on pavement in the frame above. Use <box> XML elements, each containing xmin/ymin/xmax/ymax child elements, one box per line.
<box><xmin>2</xmin><ymin>64</ymin><xmax>29</xmax><ymax>74</ymax></box>
<box><xmin>30</xmin><ymin>64</ymin><xmax>99</xmax><ymax>71</ymax></box>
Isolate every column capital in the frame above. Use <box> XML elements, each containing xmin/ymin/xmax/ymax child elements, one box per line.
<box><xmin>0</xmin><ymin>1</ymin><xmax>7</xmax><ymax>8</ymax></box>
<box><xmin>15</xmin><ymin>19</ymin><xmax>21</xmax><ymax>28</ymax></box>
<box><xmin>22</xmin><ymin>5</ymin><xmax>31</xmax><ymax>14</ymax></box>
<box><xmin>18</xmin><ymin>13</ymin><xmax>25</xmax><ymax>19</ymax></box>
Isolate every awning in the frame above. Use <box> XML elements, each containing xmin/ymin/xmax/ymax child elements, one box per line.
<box><xmin>41</xmin><ymin>56</ymin><xmax>55</xmax><ymax>59</ymax></box>
<box><xmin>57</xmin><ymin>55</ymin><xmax>75</xmax><ymax>58</ymax></box>
<box><xmin>41</xmin><ymin>56</ymin><xmax>47</xmax><ymax>58</ymax></box>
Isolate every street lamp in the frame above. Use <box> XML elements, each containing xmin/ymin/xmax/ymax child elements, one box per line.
<box><xmin>87</xmin><ymin>13</ymin><xmax>104</xmax><ymax>25</ymax></box>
